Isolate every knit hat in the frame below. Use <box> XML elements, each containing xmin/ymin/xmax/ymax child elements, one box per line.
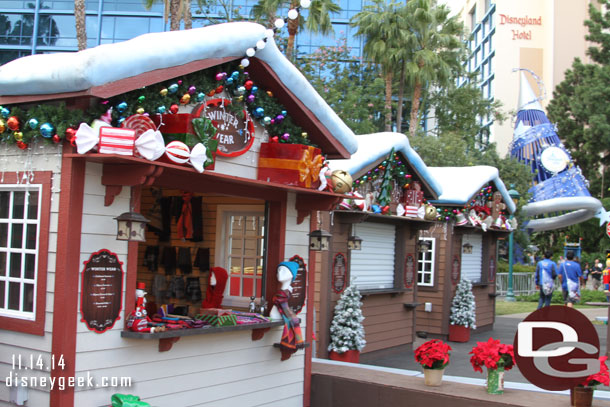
<box><xmin>278</xmin><ymin>261</ymin><xmax>299</xmax><ymax>282</ymax></box>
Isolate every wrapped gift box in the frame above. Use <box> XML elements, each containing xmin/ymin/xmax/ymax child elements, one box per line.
<box><xmin>99</xmin><ymin>127</ymin><xmax>135</xmax><ymax>156</ymax></box>
<box><xmin>258</xmin><ymin>143</ymin><xmax>323</xmax><ymax>189</ymax></box>
<box><xmin>198</xmin><ymin>313</ymin><xmax>237</xmax><ymax>327</ymax></box>
<box><xmin>403</xmin><ymin>190</ymin><xmax>424</xmax><ymax>207</ymax></box>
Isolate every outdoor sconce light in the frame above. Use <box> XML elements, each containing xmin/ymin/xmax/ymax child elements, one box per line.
<box><xmin>309</xmin><ymin>229</ymin><xmax>332</xmax><ymax>251</ymax></box>
<box><xmin>508</xmin><ymin>186</ymin><xmax>521</xmax><ymax>206</ymax></box>
<box><xmin>115</xmin><ymin>212</ymin><xmax>150</xmax><ymax>242</ymax></box>
<box><xmin>347</xmin><ymin>234</ymin><xmax>363</xmax><ymax>251</ymax></box>
<box><xmin>417</xmin><ymin>239</ymin><xmax>432</xmax><ymax>253</ymax></box>
<box><xmin>462</xmin><ymin>242</ymin><xmax>473</xmax><ymax>254</ymax></box>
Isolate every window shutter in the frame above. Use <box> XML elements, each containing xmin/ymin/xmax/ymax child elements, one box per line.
<box><xmin>461</xmin><ymin>234</ymin><xmax>483</xmax><ymax>283</ymax></box>
<box><xmin>350</xmin><ymin>222</ymin><xmax>396</xmax><ymax>290</ymax></box>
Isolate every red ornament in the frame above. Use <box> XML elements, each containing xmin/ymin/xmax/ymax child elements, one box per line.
<box><xmin>271</xmin><ymin>136</ymin><xmax>279</xmax><ymax>143</ymax></box>
<box><xmin>65</xmin><ymin>127</ymin><xmax>77</xmax><ymax>146</ymax></box>
<box><xmin>215</xmin><ymin>85</ymin><xmax>224</xmax><ymax>94</ymax></box>
<box><xmin>169</xmin><ymin>104</ymin><xmax>179</xmax><ymax>114</ymax></box>
<box><xmin>16</xmin><ymin>141</ymin><xmax>27</xmax><ymax>150</ymax></box>
<box><xmin>52</xmin><ymin>134</ymin><xmax>61</xmax><ymax>143</ymax></box>
<box><xmin>7</xmin><ymin>116</ymin><xmax>19</xmax><ymax>131</ymax></box>
<box><xmin>244</xmin><ymin>80</ymin><xmax>254</xmax><ymax>90</ymax></box>
<box><xmin>207</xmin><ymin>89</ymin><xmax>216</xmax><ymax>97</ymax></box>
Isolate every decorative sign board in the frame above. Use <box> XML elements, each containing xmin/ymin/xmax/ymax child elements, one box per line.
<box><xmin>489</xmin><ymin>256</ymin><xmax>497</xmax><ymax>282</ymax></box>
<box><xmin>80</xmin><ymin>249</ymin><xmax>124</xmax><ymax>333</ymax></box>
<box><xmin>540</xmin><ymin>146</ymin><xmax>569</xmax><ymax>174</ymax></box>
<box><xmin>332</xmin><ymin>253</ymin><xmax>347</xmax><ymax>294</ymax></box>
<box><xmin>404</xmin><ymin>254</ymin><xmax>415</xmax><ymax>289</ymax></box>
<box><xmin>451</xmin><ymin>255</ymin><xmax>461</xmax><ymax>285</ymax></box>
<box><xmin>288</xmin><ymin>255</ymin><xmax>307</xmax><ymax>314</ymax></box>
<box><xmin>193</xmin><ymin>98</ymin><xmax>254</xmax><ymax>157</ymax></box>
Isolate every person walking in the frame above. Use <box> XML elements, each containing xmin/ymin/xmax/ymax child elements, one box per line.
<box><xmin>558</xmin><ymin>251</ymin><xmax>583</xmax><ymax>308</ymax></box>
<box><xmin>591</xmin><ymin>258</ymin><xmax>603</xmax><ymax>290</ymax></box>
<box><xmin>535</xmin><ymin>250</ymin><xmax>557</xmax><ymax>309</ymax></box>
<box><xmin>582</xmin><ymin>262</ymin><xmax>590</xmax><ymax>289</ymax></box>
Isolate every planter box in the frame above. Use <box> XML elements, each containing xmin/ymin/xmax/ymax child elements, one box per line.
<box><xmin>258</xmin><ymin>142</ymin><xmax>323</xmax><ymax>189</ymax></box>
<box><xmin>328</xmin><ymin>350</ymin><xmax>360</xmax><ymax>363</ymax></box>
<box><xmin>448</xmin><ymin>324</ymin><xmax>470</xmax><ymax>342</ymax></box>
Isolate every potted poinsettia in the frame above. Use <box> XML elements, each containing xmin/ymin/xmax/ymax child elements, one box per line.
<box><xmin>414</xmin><ymin>339</ymin><xmax>452</xmax><ymax>386</ymax></box>
<box><xmin>449</xmin><ymin>277</ymin><xmax>476</xmax><ymax>342</ymax></box>
<box><xmin>571</xmin><ymin>356</ymin><xmax>609</xmax><ymax>407</ymax></box>
<box><xmin>327</xmin><ymin>284</ymin><xmax>366</xmax><ymax>363</ymax></box>
<box><xmin>469</xmin><ymin>337</ymin><xmax>515</xmax><ymax>394</ymax></box>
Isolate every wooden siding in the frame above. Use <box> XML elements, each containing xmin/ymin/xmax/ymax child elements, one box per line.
<box><xmin>0</xmin><ymin>145</ymin><xmax>62</xmax><ymax>406</ymax></box>
<box><xmin>71</xmin><ymin>164</ymin><xmax>305</xmax><ymax>406</ymax></box>
<box><xmin>361</xmin><ymin>293</ymin><xmax>414</xmax><ymax>354</ymax></box>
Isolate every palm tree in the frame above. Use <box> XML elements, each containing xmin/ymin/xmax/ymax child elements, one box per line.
<box><xmin>74</xmin><ymin>0</ymin><xmax>86</xmax><ymax>50</ymax></box>
<box><xmin>351</xmin><ymin>0</ymin><xmax>405</xmax><ymax>131</ymax></box>
<box><xmin>401</xmin><ymin>0</ymin><xmax>464</xmax><ymax>138</ymax></box>
<box><xmin>144</xmin><ymin>0</ymin><xmax>192</xmax><ymax>31</ymax></box>
<box><xmin>252</xmin><ymin>0</ymin><xmax>340</xmax><ymax>60</ymax></box>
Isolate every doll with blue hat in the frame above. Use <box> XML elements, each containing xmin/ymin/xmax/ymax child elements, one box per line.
<box><xmin>270</xmin><ymin>261</ymin><xmax>306</xmax><ymax>361</ymax></box>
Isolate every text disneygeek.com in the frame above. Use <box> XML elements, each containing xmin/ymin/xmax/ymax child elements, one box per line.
<box><xmin>5</xmin><ymin>372</ymin><xmax>132</xmax><ymax>391</ymax></box>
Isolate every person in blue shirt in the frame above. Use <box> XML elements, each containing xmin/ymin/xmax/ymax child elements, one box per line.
<box><xmin>558</xmin><ymin>250</ymin><xmax>583</xmax><ymax>308</ymax></box>
<box><xmin>535</xmin><ymin>250</ymin><xmax>557</xmax><ymax>309</ymax></box>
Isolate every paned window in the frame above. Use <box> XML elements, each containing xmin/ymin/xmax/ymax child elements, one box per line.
<box><xmin>417</xmin><ymin>237</ymin><xmax>435</xmax><ymax>287</ymax></box>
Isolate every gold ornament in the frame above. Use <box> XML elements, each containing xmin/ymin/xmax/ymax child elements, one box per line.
<box><xmin>180</xmin><ymin>94</ymin><xmax>191</xmax><ymax>104</ymax></box>
<box><xmin>301</xmin><ymin>132</ymin><xmax>308</xmax><ymax>139</ymax></box>
<box><xmin>424</xmin><ymin>204</ymin><xmax>437</xmax><ymax>221</ymax></box>
<box><xmin>0</xmin><ymin>119</ymin><xmax>5</xmax><ymax>133</ymax></box>
<box><xmin>330</xmin><ymin>170</ymin><xmax>353</xmax><ymax>194</ymax></box>
<box><xmin>136</xmin><ymin>107</ymin><xmax>145</xmax><ymax>114</ymax></box>
<box><xmin>160</xmin><ymin>88</ymin><xmax>168</xmax><ymax>96</ymax></box>
<box><xmin>14</xmin><ymin>131</ymin><xmax>23</xmax><ymax>141</ymax></box>
<box><xmin>266</xmin><ymin>91</ymin><xmax>273</xmax><ymax>97</ymax></box>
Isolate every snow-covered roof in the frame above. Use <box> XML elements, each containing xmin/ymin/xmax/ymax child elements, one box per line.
<box><xmin>0</xmin><ymin>22</ymin><xmax>357</xmax><ymax>155</ymax></box>
<box><xmin>328</xmin><ymin>132</ymin><xmax>443</xmax><ymax>197</ymax></box>
<box><xmin>427</xmin><ymin>166</ymin><xmax>516</xmax><ymax>213</ymax></box>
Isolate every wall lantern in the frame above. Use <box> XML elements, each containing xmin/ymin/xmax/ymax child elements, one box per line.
<box><xmin>115</xmin><ymin>212</ymin><xmax>149</xmax><ymax>242</ymax></box>
<box><xmin>462</xmin><ymin>242</ymin><xmax>473</xmax><ymax>254</ymax></box>
<box><xmin>347</xmin><ymin>234</ymin><xmax>363</xmax><ymax>251</ymax></box>
<box><xmin>309</xmin><ymin>229</ymin><xmax>332</xmax><ymax>251</ymax></box>
<box><xmin>417</xmin><ymin>239</ymin><xmax>432</xmax><ymax>253</ymax></box>
<box><xmin>507</xmin><ymin>186</ymin><xmax>521</xmax><ymax>206</ymax></box>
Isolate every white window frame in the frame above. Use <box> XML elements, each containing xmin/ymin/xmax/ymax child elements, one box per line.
<box><xmin>0</xmin><ymin>185</ymin><xmax>42</xmax><ymax>320</ymax></box>
<box><xmin>215</xmin><ymin>205</ymin><xmax>265</xmax><ymax>308</ymax></box>
<box><xmin>417</xmin><ymin>237</ymin><xmax>436</xmax><ymax>287</ymax></box>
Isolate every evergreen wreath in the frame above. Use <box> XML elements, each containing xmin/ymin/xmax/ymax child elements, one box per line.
<box><xmin>328</xmin><ymin>283</ymin><xmax>366</xmax><ymax>353</ymax></box>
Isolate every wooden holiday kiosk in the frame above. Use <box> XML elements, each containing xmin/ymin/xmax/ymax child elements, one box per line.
<box><xmin>314</xmin><ymin>133</ymin><xmax>443</xmax><ymax>359</ymax></box>
<box><xmin>0</xmin><ymin>22</ymin><xmax>357</xmax><ymax>407</ymax></box>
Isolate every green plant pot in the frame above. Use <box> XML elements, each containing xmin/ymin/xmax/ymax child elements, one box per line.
<box><xmin>486</xmin><ymin>367</ymin><xmax>505</xmax><ymax>394</ymax></box>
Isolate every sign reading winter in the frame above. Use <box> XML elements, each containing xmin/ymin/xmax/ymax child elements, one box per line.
<box><xmin>193</xmin><ymin>98</ymin><xmax>254</xmax><ymax>157</ymax></box>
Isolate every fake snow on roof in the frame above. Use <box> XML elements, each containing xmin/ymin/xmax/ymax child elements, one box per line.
<box><xmin>0</xmin><ymin>22</ymin><xmax>357</xmax><ymax>155</ymax></box>
<box><xmin>427</xmin><ymin>166</ymin><xmax>516</xmax><ymax>214</ymax></box>
<box><xmin>328</xmin><ymin>132</ymin><xmax>443</xmax><ymax>197</ymax></box>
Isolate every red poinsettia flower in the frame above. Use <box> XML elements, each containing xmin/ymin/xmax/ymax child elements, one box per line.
<box><xmin>414</xmin><ymin>339</ymin><xmax>452</xmax><ymax>369</ymax></box>
<box><xmin>580</xmin><ymin>356</ymin><xmax>610</xmax><ymax>387</ymax></box>
<box><xmin>469</xmin><ymin>337</ymin><xmax>515</xmax><ymax>373</ymax></box>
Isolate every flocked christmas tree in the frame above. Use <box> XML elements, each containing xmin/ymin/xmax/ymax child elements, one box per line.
<box><xmin>450</xmin><ymin>277</ymin><xmax>476</xmax><ymax>329</ymax></box>
<box><xmin>328</xmin><ymin>283</ymin><xmax>366</xmax><ymax>354</ymax></box>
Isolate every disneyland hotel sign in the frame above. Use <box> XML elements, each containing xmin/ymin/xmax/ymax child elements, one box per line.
<box><xmin>499</xmin><ymin>14</ymin><xmax>542</xmax><ymax>41</ymax></box>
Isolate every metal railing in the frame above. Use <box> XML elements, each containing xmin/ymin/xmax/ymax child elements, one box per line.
<box><xmin>495</xmin><ymin>272</ymin><xmax>536</xmax><ymax>296</ymax></box>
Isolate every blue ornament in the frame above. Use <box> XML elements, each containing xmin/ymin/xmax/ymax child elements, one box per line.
<box><xmin>39</xmin><ymin>122</ymin><xmax>55</xmax><ymax>138</ymax></box>
<box><xmin>281</xmin><ymin>110</ymin><xmax>287</xmax><ymax>116</ymax></box>
<box><xmin>226</xmin><ymin>77</ymin><xmax>234</xmax><ymax>85</ymax></box>
<box><xmin>231</xmin><ymin>71</ymin><xmax>240</xmax><ymax>80</ymax></box>
<box><xmin>254</xmin><ymin>107</ymin><xmax>264</xmax><ymax>118</ymax></box>
<box><xmin>118</xmin><ymin>117</ymin><xmax>126</xmax><ymax>125</ymax></box>
<box><xmin>157</xmin><ymin>106</ymin><xmax>167</xmax><ymax>114</ymax></box>
<box><xmin>168</xmin><ymin>83</ymin><xmax>179</xmax><ymax>94</ymax></box>
<box><xmin>1</xmin><ymin>107</ymin><xmax>9</xmax><ymax>118</ymax></box>
<box><xmin>196</xmin><ymin>93</ymin><xmax>205</xmax><ymax>102</ymax></box>
<box><xmin>116</xmin><ymin>102</ymin><xmax>128</xmax><ymax>113</ymax></box>
<box><xmin>28</xmin><ymin>118</ymin><xmax>39</xmax><ymax>129</ymax></box>
<box><xmin>262</xmin><ymin>116</ymin><xmax>271</xmax><ymax>126</ymax></box>
<box><xmin>251</xmin><ymin>86</ymin><xmax>258</xmax><ymax>94</ymax></box>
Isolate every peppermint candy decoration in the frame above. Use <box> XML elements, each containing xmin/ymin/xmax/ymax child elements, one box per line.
<box><xmin>121</xmin><ymin>114</ymin><xmax>156</xmax><ymax>138</ymax></box>
<box><xmin>165</xmin><ymin>141</ymin><xmax>191</xmax><ymax>164</ymax></box>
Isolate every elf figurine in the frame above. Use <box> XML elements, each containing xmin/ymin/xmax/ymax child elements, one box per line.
<box><xmin>127</xmin><ymin>282</ymin><xmax>165</xmax><ymax>333</ymax></box>
<box><xmin>270</xmin><ymin>262</ymin><xmax>306</xmax><ymax>361</ymax></box>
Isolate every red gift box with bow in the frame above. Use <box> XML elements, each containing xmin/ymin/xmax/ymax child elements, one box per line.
<box><xmin>257</xmin><ymin>143</ymin><xmax>324</xmax><ymax>189</ymax></box>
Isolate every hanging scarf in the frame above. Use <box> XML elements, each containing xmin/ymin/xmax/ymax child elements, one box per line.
<box><xmin>201</xmin><ymin>267</ymin><xmax>228</xmax><ymax>309</ymax></box>
<box><xmin>273</xmin><ymin>289</ymin><xmax>305</xmax><ymax>361</ymax></box>
<box><xmin>176</xmin><ymin>191</ymin><xmax>193</xmax><ymax>239</ymax></box>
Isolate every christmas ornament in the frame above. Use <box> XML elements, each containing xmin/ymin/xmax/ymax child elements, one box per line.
<box><xmin>160</xmin><ymin>88</ymin><xmax>168</xmax><ymax>96</ymax></box>
<box><xmin>136</xmin><ymin>107</ymin><xmax>145</xmax><ymax>114</ymax></box>
<box><xmin>14</xmin><ymin>131</ymin><xmax>23</xmax><ymax>141</ymax></box>
<box><xmin>282</xmin><ymin>110</ymin><xmax>287</xmax><ymax>116</ymax></box>
<box><xmin>215</xmin><ymin>85</ymin><xmax>223</xmax><ymax>94</ymax></box>
<box><xmin>117</xmin><ymin>117</ymin><xmax>126</xmax><ymax>125</ymax></box>
<box><xmin>186</xmin><ymin>86</ymin><xmax>196</xmax><ymax>95</ymax></box>
<box><xmin>165</xmin><ymin>140</ymin><xmax>191</xmax><ymax>164</ymax></box>
<box><xmin>170</xmin><ymin>104</ymin><xmax>179</xmax><ymax>114</ymax></box>
<box><xmin>263</xmin><ymin>116</ymin><xmax>271</xmax><ymax>126</ymax></box>
<box><xmin>424</xmin><ymin>204</ymin><xmax>437</xmax><ymax>221</ymax></box>
<box><xmin>52</xmin><ymin>134</ymin><xmax>61</xmax><ymax>143</ymax></box>
<box><xmin>267</xmin><ymin>91</ymin><xmax>273</xmax><ymax>97</ymax></box>
<box><xmin>157</xmin><ymin>106</ymin><xmax>167</xmax><ymax>114</ymax></box>
<box><xmin>138</xmin><ymin>95</ymin><xmax>146</xmax><ymax>103</ymax></box>
<box><xmin>231</xmin><ymin>71</ymin><xmax>240</xmax><ymax>80</ymax></box>
<box><xmin>246</xmin><ymin>48</ymin><xmax>255</xmax><ymax>57</ymax></box>
<box><xmin>16</xmin><ymin>141</ymin><xmax>27</xmax><ymax>150</ymax></box>
<box><xmin>247</xmin><ymin>95</ymin><xmax>255</xmax><ymax>103</ymax></box>
<box><xmin>275</xmin><ymin>114</ymin><xmax>285</xmax><ymax>123</ymax></box>
<box><xmin>251</xmin><ymin>86</ymin><xmax>258</xmax><ymax>94</ymax></box>
<box><xmin>254</xmin><ymin>107</ymin><xmax>264</xmax><ymax>118</ymax></box>
<box><xmin>0</xmin><ymin>107</ymin><xmax>9</xmax><ymax>118</ymax></box>
<box><xmin>237</xmin><ymin>86</ymin><xmax>246</xmax><ymax>95</ymax></box>
<box><xmin>177</xmin><ymin>80</ymin><xmax>183</xmax><ymax>85</ymax></box>
<box><xmin>7</xmin><ymin>116</ymin><xmax>19</xmax><ymax>131</ymax></box>
<box><xmin>271</xmin><ymin>136</ymin><xmax>279</xmax><ymax>143</ymax></box>
<box><xmin>215</xmin><ymin>73</ymin><xmax>224</xmax><ymax>81</ymax></box>
<box><xmin>116</xmin><ymin>102</ymin><xmax>128</xmax><ymax>113</ymax></box>
<box><xmin>196</xmin><ymin>93</ymin><xmax>205</xmax><ymax>102</ymax></box>
<box><xmin>180</xmin><ymin>94</ymin><xmax>191</xmax><ymax>104</ymax></box>
<box><xmin>330</xmin><ymin>170</ymin><xmax>353</xmax><ymax>194</ymax></box>
<box><xmin>301</xmin><ymin>132</ymin><xmax>308</xmax><ymax>139</ymax></box>
<box><xmin>168</xmin><ymin>83</ymin><xmax>179</xmax><ymax>93</ymax></box>
<box><xmin>65</xmin><ymin>128</ymin><xmax>77</xmax><ymax>145</ymax></box>
<box><xmin>226</xmin><ymin>77</ymin><xmax>234</xmax><ymax>85</ymax></box>
<box><xmin>28</xmin><ymin>118</ymin><xmax>39</xmax><ymax>129</ymax></box>
<box><xmin>40</xmin><ymin>122</ymin><xmax>55</xmax><ymax>138</ymax></box>
<box><xmin>241</xmin><ymin>58</ymin><xmax>250</xmax><ymax>68</ymax></box>
<box><xmin>0</xmin><ymin>119</ymin><xmax>5</xmax><ymax>133</ymax></box>
<box><xmin>282</xmin><ymin>133</ymin><xmax>290</xmax><ymax>141</ymax></box>
<box><xmin>244</xmin><ymin>80</ymin><xmax>254</xmax><ymax>90</ymax></box>
<box><xmin>207</xmin><ymin>89</ymin><xmax>215</xmax><ymax>97</ymax></box>
<box><xmin>236</xmin><ymin>96</ymin><xmax>244</xmax><ymax>102</ymax></box>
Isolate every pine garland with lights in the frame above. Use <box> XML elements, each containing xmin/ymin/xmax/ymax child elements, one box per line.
<box><xmin>353</xmin><ymin>150</ymin><xmax>412</xmax><ymax>190</ymax></box>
